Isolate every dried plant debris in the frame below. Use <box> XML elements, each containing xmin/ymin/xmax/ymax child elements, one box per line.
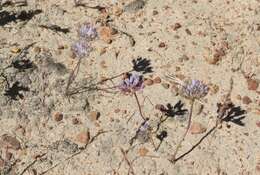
<box><xmin>38</xmin><ymin>24</ymin><xmax>70</xmax><ymax>34</ymax></box>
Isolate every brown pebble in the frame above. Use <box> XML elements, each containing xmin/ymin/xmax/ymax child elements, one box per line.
<box><xmin>155</xmin><ymin>104</ymin><xmax>165</xmax><ymax>111</ymax></box>
<box><xmin>242</xmin><ymin>96</ymin><xmax>252</xmax><ymax>105</ymax></box>
<box><xmin>114</xmin><ymin>108</ymin><xmax>120</xmax><ymax>113</ymax></box>
<box><xmin>172</xmin><ymin>23</ymin><xmax>182</xmax><ymax>31</ymax></box>
<box><xmin>158</xmin><ymin>42</ymin><xmax>166</xmax><ymax>48</ymax></box>
<box><xmin>247</xmin><ymin>79</ymin><xmax>259</xmax><ymax>91</ymax></box>
<box><xmin>144</xmin><ymin>79</ymin><xmax>154</xmax><ymax>86</ymax></box>
<box><xmin>72</xmin><ymin>117</ymin><xmax>80</xmax><ymax>125</ymax></box>
<box><xmin>185</xmin><ymin>28</ymin><xmax>192</xmax><ymax>35</ymax></box>
<box><xmin>153</xmin><ymin>77</ymin><xmax>161</xmax><ymax>84</ymax></box>
<box><xmin>236</xmin><ymin>94</ymin><xmax>242</xmax><ymax>100</ymax></box>
<box><xmin>99</xmin><ymin>26</ymin><xmax>113</xmax><ymax>43</ymax></box>
<box><xmin>152</xmin><ymin>10</ymin><xmax>159</xmax><ymax>15</ymax></box>
<box><xmin>89</xmin><ymin>111</ymin><xmax>100</xmax><ymax>121</ymax></box>
<box><xmin>161</xmin><ymin>83</ymin><xmax>170</xmax><ymax>89</ymax></box>
<box><xmin>113</xmin><ymin>6</ymin><xmax>123</xmax><ymax>16</ymax></box>
<box><xmin>0</xmin><ymin>134</ymin><xmax>21</xmax><ymax>150</ymax></box>
<box><xmin>138</xmin><ymin>147</ymin><xmax>149</xmax><ymax>156</ymax></box>
<box><xmin>256</xmin><ymin>121</ymin><xmax>260</xmax><ymax>128</ymax></box>
<box><xmin>76</xmin><ymin>130</ymin><xmax>90</xmax><ymax>145</ymax></box>
<box><xmin>11</xmin><ymin>47</ymin><xmax>21</xmax><ymax>53</ymax></box>
<box><xmin>53</xmin><ymin>112</ymin><xmax>63</xmax><ymax>122</ymax></box>
<box><xmin>190</xmin><ymin>122</ymin><xmax>207</xmax><ymax>134</ymax></box>
<box><xmin>34</xmin><ymin>47</ymin><xmax>41</xmax><ymax>53</ymax></box>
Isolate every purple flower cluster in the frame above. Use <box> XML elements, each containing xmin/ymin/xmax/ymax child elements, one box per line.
<box><xmin>180</xmin><ymin>79</ymin><xmax>208</xmax><ymax>99</ymax></box>
<box><xmin>71</xmin><ymin>22</ymin><xmax>97</xmax><ymax>58</ymax></box>
<box><xmin>71</xmin><ymin>40</ymin><xmax>91</xmax><ymax>58</ymax></box>
<box><xmin>78</xmin><ymin>23</ymin><xmax>97</xmax><ymax>41</ymax></box>
<box><xmin>118</xmin><ymin>73</ymin><xmax>144</xmax><ymax>94</ymax></box>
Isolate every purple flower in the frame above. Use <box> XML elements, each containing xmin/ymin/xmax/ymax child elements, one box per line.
<box><xmin>180</xmin><ymin>79</ymin><xmax>208</xmax><ymax>99</ymax></box>
<box><xmin>71</xmin><ymin>40</ymin><xmax>91</xmax><ymax>58</ymax></box>
<box><xmin>78</xmin><ymin>23</ymin><xmax>97</xmax><ymax>41</ymax></box>
<box><xmin>118</xmin><ymin>73</ymin><xmax>144</xmax><ymax>94</ymax></box>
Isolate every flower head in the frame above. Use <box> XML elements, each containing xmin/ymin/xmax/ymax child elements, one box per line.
<box><xmin>71</xmin><ymin>40</ymin><xmax>91</xmax><ymax>58</ymax></box>
<box><xmin>179</xmin><ymin>79</ymin><xmax>208</xmax><ymax>99</ymax></box>
<box><xmin>78</xmin><ymin>23</ymin><xmax>97</xmax><ymax>41</ymax></box>
<box><xmin>118</xmin><ymin>73</ymin><xmax>144</xmax><ymax>94</ymax></box>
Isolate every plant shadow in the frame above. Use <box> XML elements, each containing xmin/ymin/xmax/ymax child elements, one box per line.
<box><xmin>4</xmin><ymin>81</ymin><xmax>29</xmax><ymax>100</ymax></box>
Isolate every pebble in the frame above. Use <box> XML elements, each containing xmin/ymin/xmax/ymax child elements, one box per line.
<box><xmin>247</xmin><ymin>79</ymin><xmax>259</xmax><ymax>91</ymax></box>
<box><xmin>113</xmin><ymin>6</ymin><xmax>123</xmax><ymax>16</ymax></box>
<box><xmin>0</xmin><ymin>134</ymin><xmax>21</xmax><ymax>150</ymax></box>
<box><xmin>72</xmin><ymin>117</ymin><xmax>80</xmax><ymax>125</ymax></box>
<box><xmin>190</xmin><ymin>122</ymin><xmax>207</xmax><ymax>134</ymax></box>
<box><xmin>99</xmin><ymin>26</ymin><xmax>113</xmax><ymax>43</ymax></box>
<box><xmin>89</xmin><ymin>111</ymin><xmax>100</xmax><ymax>121</ymax></box>
<box><xmin>76</xmin><ymin>130</ymin><xmax>90</xmax><ymax>145</ymax></box>
<box><xmin>171</xmin><ymin>84</ymin><xmax>179</xmax><ymax>96</ymax></box>
<box><xmin>144</xmin><ymin>79</ymin><xmax>153</xmax><ymax>86</ymax></box>
<box><xmin>256</xmin><ymin>121</ymin><xmax>260</xmax><ymax>128</ymax></box>
<box><xmin>242</xmin><ymin>96</ymin><xmax>252</xmax><ymax>105</ymax></box>
<box><xmin>138</xmin><ymin>147</ymin><xmax>149</xmax><ymax>156</ymax></box>
<box><xmin>153</xmin><ymin>77</ymin><xmax>161</xmax><ymax>84</ymax></box>
<box><xmin>161</xmin><ymin>83</ymin><xmax>170</xmax><ymax>89</ymax></box>
<box><xmin>158</xmin><ymin>42</ymin><xmax>166</xmax><ymax>48</ymax></box>
<box><xmin>53</xmin><ymin>112</ymin><xmax>63</xmax><ymax>122</ymax></box>
<box><xmin>171</xmin><ymin>23</ymin><xmax>182</xmax><ymax>31</ymax></box>
<box><xmin>11</xmin><ymin>47</ymin><xmax>21</xmax><ymax>53</ymax></box>
<box><xmin>114</xmin><ymin>108</ymin><xmax>120</xmax><ymax>113</ymax></box>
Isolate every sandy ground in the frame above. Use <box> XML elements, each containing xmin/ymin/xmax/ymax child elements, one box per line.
<box><xmin>0</xmin><ymin>0</ymin><xmax>260</xmax><ymax>174</ymax></box>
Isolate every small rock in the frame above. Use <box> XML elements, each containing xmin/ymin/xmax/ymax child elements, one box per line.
<box><xmin>138</xmin><ymin>147</ymin><xmax>149</xmax><ymax>156</ymax></box>
<box><xmin>256</xmin><ymin>121</ymin><xmax>260</xmax><ymax>128</ymax></box>
<box><xmin>161</xmin><ymin>83</ymin><xmax>170</xmax><ymax>89</ymax></box>
<box><xmin>247</xmin><ymin>79</ymin><xmax>259</xmax><ymax>91</ymax></box>
<box><xmin>242</xmin><ymin>96</ymin><xmax>252</xmax><ymax>105</ymax></box>
<box><xmin>89</xmin><ymin>111</ymin><xmax>100</xmax><ymax>121</ymax></box>
<box><xmin>158</xmin><ymin>42</ymin><xmax>166</xmax><ymax>48</ymax></box>
<box><xmin>190</xmin><ymin>122</ymin><xmax>207</xmax><ymax>134</ymax></box>
<box><xmin>114</xmin><ymin>108</ymin><xmax>120</xmax><ymax>113</ymax></box>
<box><xmin>53</xmin><ymin>112</ymin><xmax>63</xmax><ymax>122</ymax></box>
<box><xmin>152</xmin><ymin>10</ymin><xmax>159</xmax><ymax>15</ymax></box>
<box><xmin>0</xmin><ymin>134</ymin><xmax>21</xmax><ymax>150</ymax></box>
<box><xmin>76</xmin><ymin>130</ymin><xmax>90</xmax><ymax>145</ymax></box>
<box><xmin>171</xmin><ymin>23</ymin><xmax>182</xmax><ymax>31</ymax></box>
<box><xmin>99</xmin><ymin>47</ymin><xmax>106</xmax><ymax>55</ymax></box>
<box><xmin>185</xmin><ymin>28</ymin><xmax>192</xmax><ymax>35</ymax></box>
<box><xmin>144</xmin><ymin>79</ymin><xmax>153</xmax><ymax>86</ymax></box>
<box><xmin>209</xmin><ymin>84</ymin><xmax>219</xmax><ymax>94</ymax></box>
<box><xmin>99</xmin><ymin>26</ymin><xmax>113</xmax><ymax>43</ymax></box>
<box><xmin>33</xmin><ymin>46</ymin><xmax>41</xmax><ymax>53</ymax></box>
<box><xmin>72</xmin><ymin>117</ymin><xmax>80</xmax><ymax>125</ymax></box>
<box><xmin>193</xmin><ymin>102</ymin><xmax>204</xmax><ymax>115</ymax></box>
<box><xmin>155</xmin><ymin>104</ymin><xmax>165</xmax><ymax>111</ymax></box>
<box><xmin>11</xmin><ymin>47</ymin><xmax>21</xmax><ymax>53</ymax></box>
<box><xmin>153</xmin><ymin>77</ymin><xmax>161</xmax><ymax>84</ymax></box>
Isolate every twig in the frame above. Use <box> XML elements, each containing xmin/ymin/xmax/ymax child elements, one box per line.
<box><xmin>120</xmin><ymin>148</ymin><xmax>135</xmax><ymax>175</ymax></box>
<box><xmin>133</xmin><ymin>92</ymin><xmax>146</xmax><ymax>121</ymax></box>
<box><xmin>19</xmin><ymin>153</ymin><xmax>47</xmax><ymax>175</ymax></box>
<box><xmin>170</xmin><ymin>99</ymin><xmax>195</xmax><ymax>163</ymax></box>
<box><xmin>39</xmin><ymin>130</ymin><xmax>110</xmax><ymax>175</ymax></box>
<box><xmin>65</xmin><ymin>58</ymin><xmax>82</xmax><ymax>96</ymax></box>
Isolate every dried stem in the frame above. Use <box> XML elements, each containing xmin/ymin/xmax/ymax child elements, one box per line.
<box><xmin>65</xmin><ymin>58</ymin><xmax>82</xmax><ymax>96</ymax></box>
<box><xmin>133</xmin><ymin>92</ymin><xmax>146</xmax><ymax>121</ymax></box>
<box><xmin>170</xmin><ymin>99</ymin><xmax>195</xmax><ymax>163</ymax></box>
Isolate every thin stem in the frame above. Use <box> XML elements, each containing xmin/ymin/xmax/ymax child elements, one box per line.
<box><xmin>133</xmin><ymin>92</ymin><xmax>146</xmax><ymax>121</ymax></box>
<box><xmin>65</xmin><ymin>58</ymin><xmax>82</xmax><ymax>96</ymax></box>
<box><xmin>96</xmin><ymin>69</ymin><xmax>133</xmax><ymax>85</ymax></box>
<box><xmin>170</xmin><ymin>99</ymin><xmax>195</xmax><ymax>163</ymax></box>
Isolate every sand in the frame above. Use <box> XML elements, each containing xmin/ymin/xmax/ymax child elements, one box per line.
<box><xmin>0</xmin><ymin>0</ymin><xmax>260</xmax><ymax>174</ymax></box>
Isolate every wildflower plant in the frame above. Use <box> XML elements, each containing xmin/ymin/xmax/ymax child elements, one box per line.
<box><xmin>78</xmin><ymin>23</ymin><xmax>97</xmax><ymax>41</ymax></box>
<box><xmin>117</xmin><ymin>73</ymin><xmax>146</xmax><ymax>120</ymax></box>
<box><xmin>166</xmin><ymin>75</ymin><xmax>209</xmax><ymax>163</ymax></box>
<box><xmin>71</xmin><ymin>40</ymin><xmax>92</xmax><ymax>58</ymax></box>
